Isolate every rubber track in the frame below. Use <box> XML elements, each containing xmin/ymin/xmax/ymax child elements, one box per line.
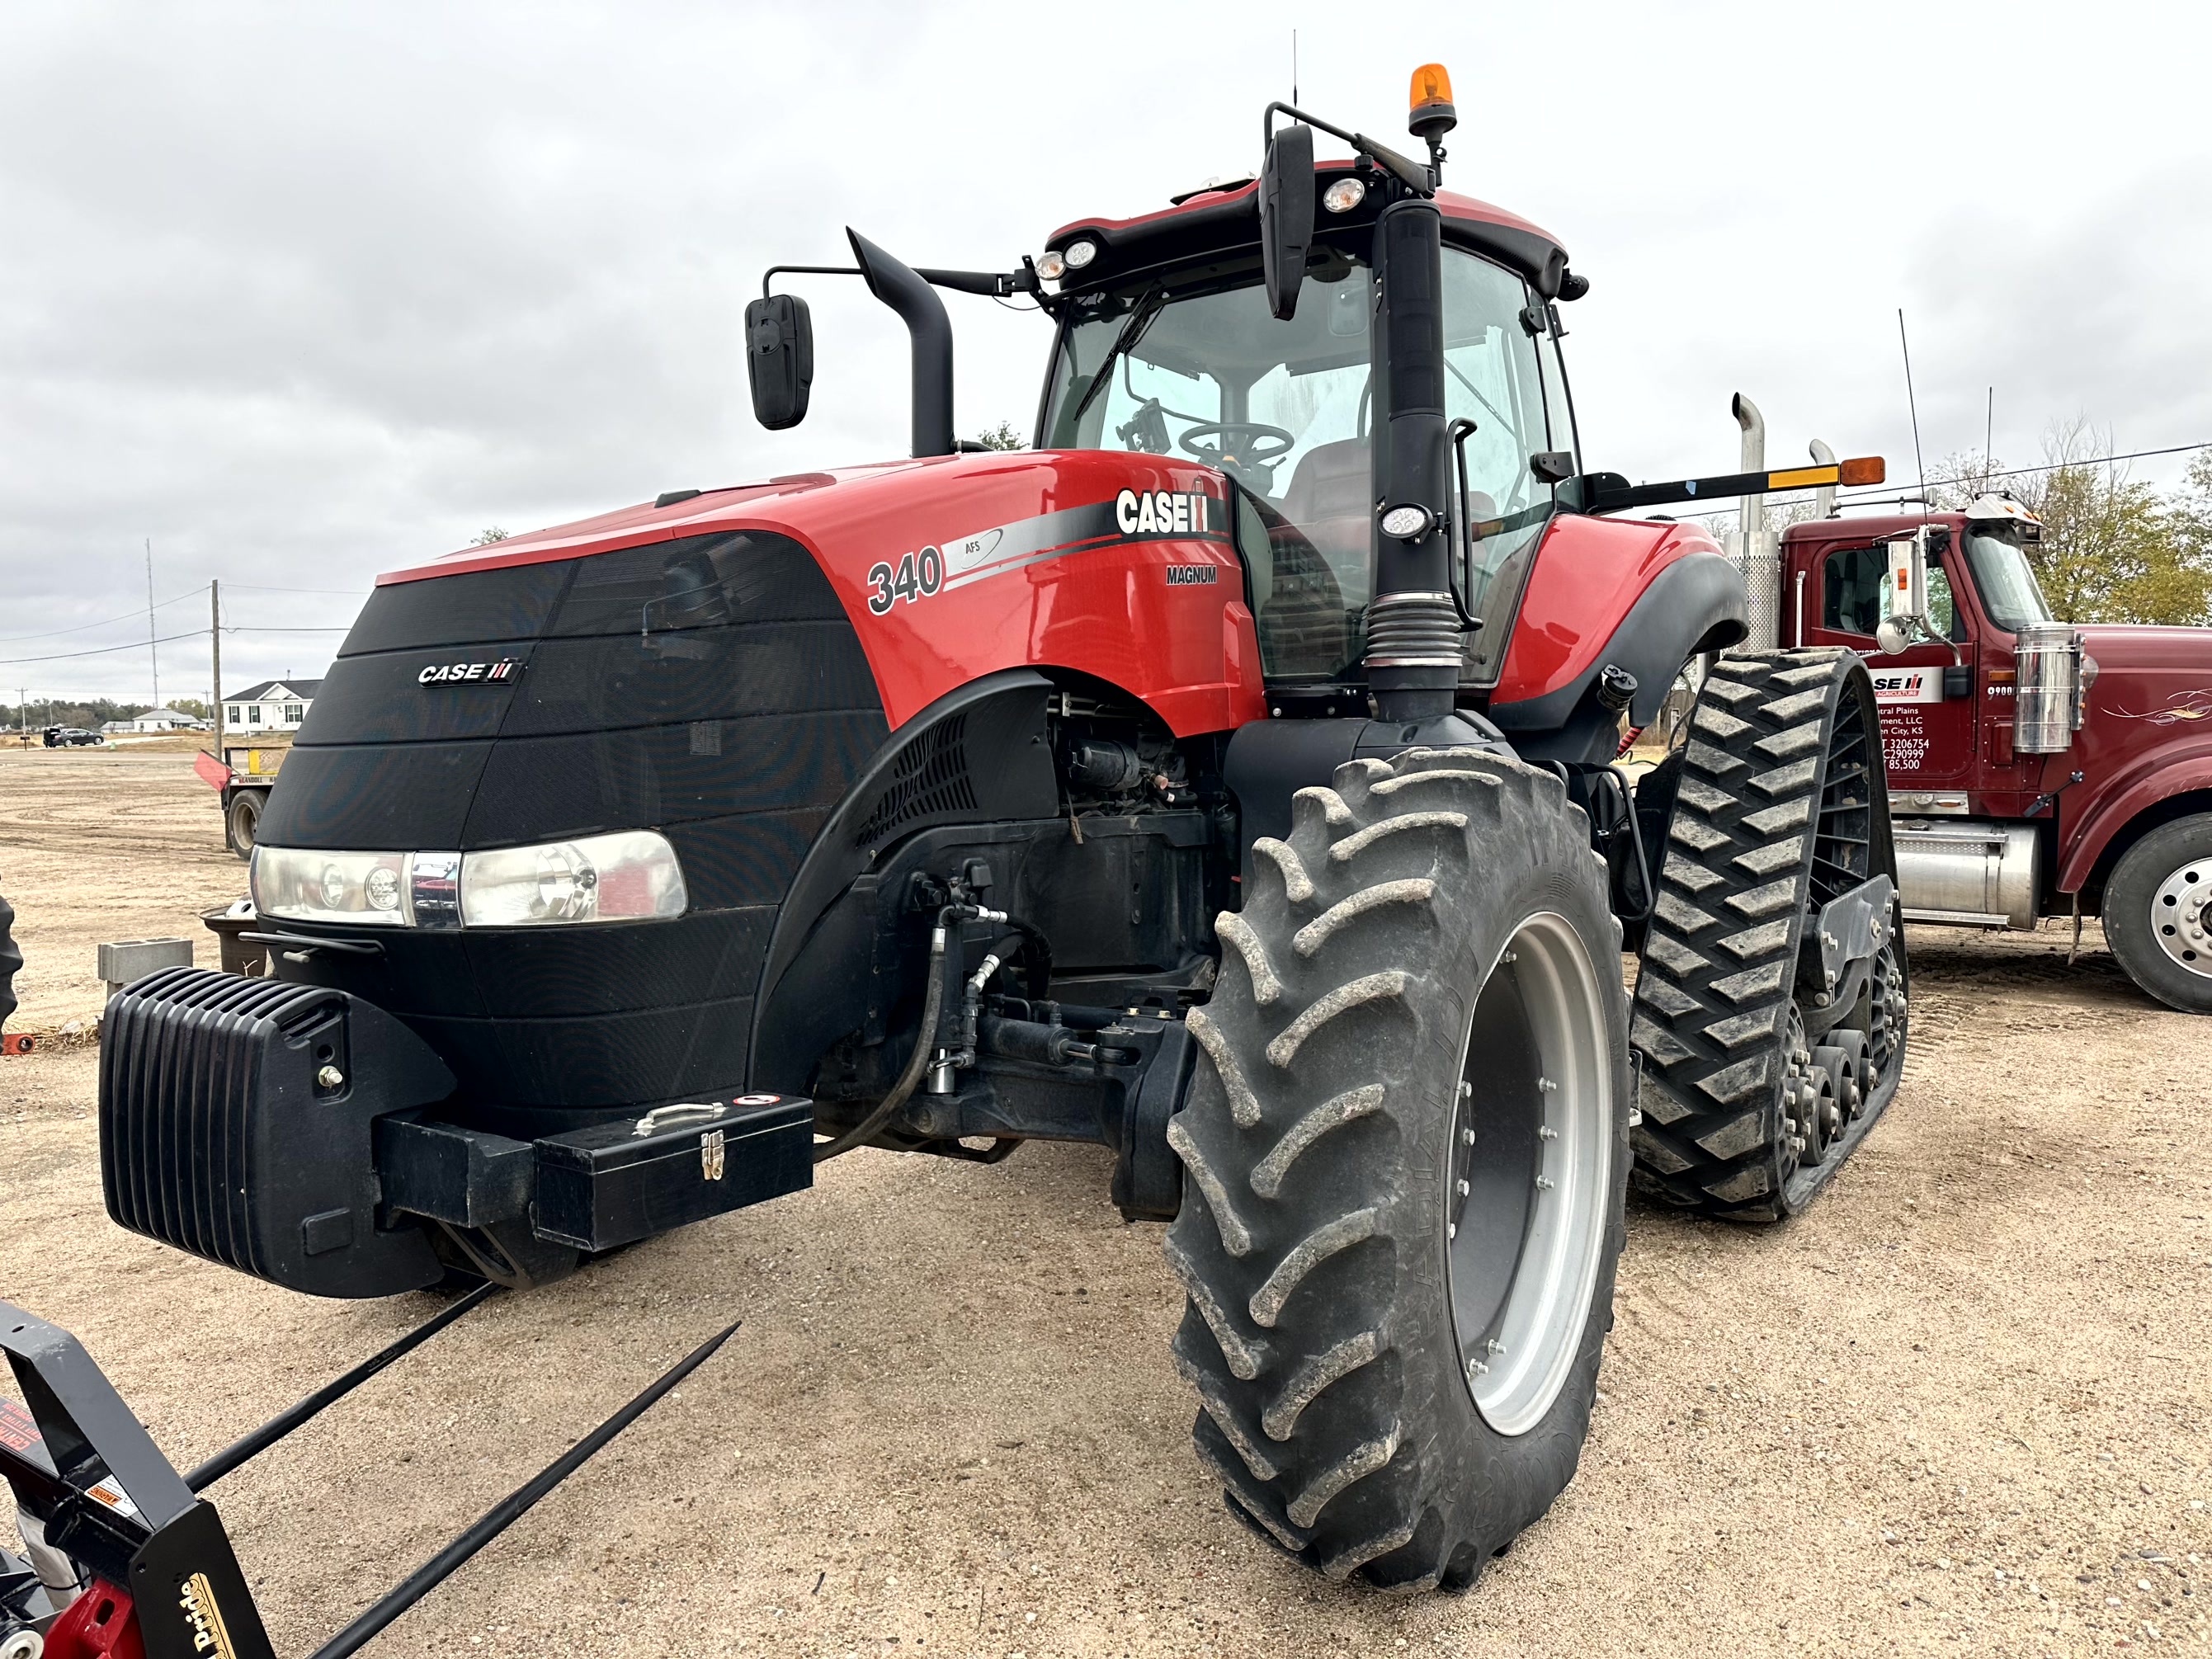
<box><xmin>1627</xmin><ymin>648</ymin><xmax>1883</xmax><ymax>1221</ymax></box>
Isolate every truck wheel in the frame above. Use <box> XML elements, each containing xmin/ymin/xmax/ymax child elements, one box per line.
<box><xmin>1627</xmin><ymin>650</ymin><xmax>1908</xmax><ymax>1222</ymax></box>
<box><xmin>0</xmin><ymin>891</ymin><xmax>19</xmax><ymax>1034</ymax></box>
<box><xmin>1165</xmin><ymin>749</ymin><xmax>1628</xmax><ymax>1591</ymax></box>
<box><xmin>2103</xmin><ymin>813</ymin><xmax>2212</xmax><ymax>1014</ymax></box>
<box><xmin>225</xmin><ymin>789</ymin><xmax>262</xmax><ymax>860</ymax></box>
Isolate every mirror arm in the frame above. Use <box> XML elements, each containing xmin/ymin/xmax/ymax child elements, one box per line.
<box><xmin>761</xmin><ymin>263</ymin><xmax>864</xmax><ymax>300</ymax></box>
<box><xmin>1262</xmin><ymin>100</ymin><xmax>1431</xmax><ymax>195</ymax></box>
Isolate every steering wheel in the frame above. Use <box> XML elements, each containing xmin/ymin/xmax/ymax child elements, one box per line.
<box><xmin>1177</xmin><ymin>421</ymin><xmax>1295</xmax><ymax>479</ymax></box>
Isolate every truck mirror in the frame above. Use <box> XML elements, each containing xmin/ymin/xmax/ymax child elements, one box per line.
<box><xmin>1885</xmin><ymin>529</ymin><xmax>1929</xmax><ymax>629</ymax></box>
<box><xmin>1875</xmin><ymin>618</ymin><xmax>1912</xmax><ymax>657</ymax></box>
<box><xmin>1259</xmin><ymin>123</ymin><xmax>1315</xmax><ymax>321</ymax></box>
<box><xmin>743</xmin><ymin>293</ymin><xmax>814</xmax><ymax>430</ymax></box>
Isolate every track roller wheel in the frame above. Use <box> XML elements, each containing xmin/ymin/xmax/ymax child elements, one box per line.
<box><xmin>1165</xmin><ymin>748</ymin><xmax>1629</xmax><ymax>1591</ymax></box>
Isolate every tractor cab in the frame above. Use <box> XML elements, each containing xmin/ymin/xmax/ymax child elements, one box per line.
<box><xmin>1032</xmin><ymin>185</ymin><xmax>1575</xmax><ymax>689</ymax></box>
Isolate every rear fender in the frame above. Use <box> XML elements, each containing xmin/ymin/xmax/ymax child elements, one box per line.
<box><xmin>1488</xmin><ymin>548</ymin><xmax>1747</xmax><ymax>766</ymax></box>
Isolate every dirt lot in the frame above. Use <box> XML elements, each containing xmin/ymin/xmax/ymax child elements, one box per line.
<box><xmin>2</xmin><ymin>748</ymin><xmax>2208</xmax><ymax>1656</ymax></box>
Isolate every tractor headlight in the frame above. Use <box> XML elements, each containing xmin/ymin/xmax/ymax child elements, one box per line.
<box><xmin>252</xmin><ymin>848</ymin><xmax>415</xmax><ymax>926</ymax></box>
<box><xmin>460</xmin><ymin>831</ymin><xmax>687</xmax><ymax>927</ymax></box>
<box><xmin>252</xmin><ymin>832</ymin><xmax>687</xmax><ymax>929</ymax></box>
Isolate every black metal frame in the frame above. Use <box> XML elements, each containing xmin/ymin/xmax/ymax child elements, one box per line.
<box><xmin>2</xmin><ymin>1294</ymin><xmax>738</xmax><ymax>1658</ymax></box>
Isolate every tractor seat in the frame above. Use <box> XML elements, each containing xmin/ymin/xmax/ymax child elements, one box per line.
<box><xmin>1280</xmin><ymin>439</ymin><xmax>1373</xmax><ymax>601</ymax></box>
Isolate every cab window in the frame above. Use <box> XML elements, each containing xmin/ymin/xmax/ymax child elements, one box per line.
<box><xmin>1823</xmin><ymin>543</ymin><xmax>1964</xmax><ymax>640</ymax></box>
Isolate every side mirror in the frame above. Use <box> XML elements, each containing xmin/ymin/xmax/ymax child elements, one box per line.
<box><xmin>743</xmin><ymin>293</ymin><xmax>814</xmax><ymax>430</ymax></box>
<box><xmin>1259</xmin><ymin>123</ymin><xmax>1314</xmax><ymax>321</ymax></box>
<box><xmin>1875</xmin><ymin>619</ymin><xmax>1912</xmax><ymax>656</ymax></box>
<box><xmin>1885</xmin><ymin>528</ymin><xmax>1929</xmax><ymax>628</ymax></box>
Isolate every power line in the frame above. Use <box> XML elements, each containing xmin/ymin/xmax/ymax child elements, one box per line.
<box><xmin>0</xmin><ymin>584</ymin><xmax>210</xmax><ymax>646</ymax></box>
<box><xmin>0</xmin><ymin>627</ymin><xmax>213</xmax><ymax>667</ymax></box>
<box><xmin>223</xmin><ymin>583</ymin><xmax>370</xmax><ymax>596</ymax></box>
<box><xmin>1673</xmin><ymin>440</ymin><xmax>2212</xmax><ymax>521</ymax></box>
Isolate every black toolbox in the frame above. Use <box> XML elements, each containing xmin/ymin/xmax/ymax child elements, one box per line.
<box><xmin>531</xmin><ymin>1094</ymin><xmax>813</xmax><ymax>1251</ymax></box>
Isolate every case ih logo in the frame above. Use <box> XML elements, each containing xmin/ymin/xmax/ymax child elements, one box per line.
<box><xmin>418</xmin><ymin>659</ymin><xmax>520</xmax><ymax>686</ymax></box>
<box><xmin>1869</xmin><ymin>668</ymin><xmax>1940</xmax><ymax>705</ymax></box>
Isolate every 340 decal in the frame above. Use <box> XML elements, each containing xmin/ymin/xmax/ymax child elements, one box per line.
<box><xmin>865</xmin><ymin>547</ymin><xmax>946</xmax><ymax>614</ymax></box>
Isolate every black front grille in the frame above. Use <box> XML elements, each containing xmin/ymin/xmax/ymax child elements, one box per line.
<box><xmin>249</xmin><ymin>529</ymin><xmax>892</xmax><ymax>1112</ymax></box>
<box><xmin>99</xmin><ymin>968</ymin><xmax>344</xmax><ymax>1275</ymax></box>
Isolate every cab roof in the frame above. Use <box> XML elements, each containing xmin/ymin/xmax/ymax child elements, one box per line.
<box><xmin>1043</xmin><ymin>162</ymin><xmax>1572</xmax><ymax>299</ymax></box>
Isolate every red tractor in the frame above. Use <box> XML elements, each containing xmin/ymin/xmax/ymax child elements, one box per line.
<box><xmin>6</xmin><ymin>66</ymin><xmax>1912</xmax><ymax>1653</ymax></box>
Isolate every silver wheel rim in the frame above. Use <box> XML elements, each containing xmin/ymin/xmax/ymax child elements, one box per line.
<box><xmin>2151</xmin><ymin>860</ymin><xmax>2212</xmax><ymax>979</ymax></box>
<box><xmin>1447</xmin><ymin>912</ymin><xmax>1613</xmax><ymax>1437</ymax></box>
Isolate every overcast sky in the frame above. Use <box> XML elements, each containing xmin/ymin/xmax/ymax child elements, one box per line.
<box><xmin>3</xmin><ymin>0</ymin><xmax>2208</xmax><ymax>707</ymax></box>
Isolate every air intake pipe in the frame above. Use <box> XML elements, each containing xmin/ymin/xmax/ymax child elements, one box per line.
<box><xmin>847</xmin><ymin>228</ymin><xmax>956</xmax><ymax>459</ymax></box>
<box><xmin>1363</xmin><ymin>199</ymin><xmax>1462</xmax><ymax>721</ymax></box>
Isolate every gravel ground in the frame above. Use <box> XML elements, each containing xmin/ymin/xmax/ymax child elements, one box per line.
<box><xmin>2</xmin><ymin>748</ymin><xmax>2209</xmax><ymax>1656</ymax></box>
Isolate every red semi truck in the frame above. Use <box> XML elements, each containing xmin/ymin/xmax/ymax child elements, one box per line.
<box><xmin>1738</xmin><ymin>472</ymin><xmax>2212</xmax><ymax>1013</ymax></box>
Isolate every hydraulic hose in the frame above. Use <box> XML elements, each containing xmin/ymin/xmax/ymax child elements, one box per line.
<box><xmin>812</xmin><ymin>916</ymin><xmax>950</xmax><ymax>1164</ymax></box>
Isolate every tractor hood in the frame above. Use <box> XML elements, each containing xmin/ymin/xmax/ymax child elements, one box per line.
<box><xmin>381</xmin><ymin>449</ymin><xmax>1270</xmax><ymax>735</ymax></box>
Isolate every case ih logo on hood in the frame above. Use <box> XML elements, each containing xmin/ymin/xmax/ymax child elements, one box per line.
<box><xmin>419</xmin><ymin>659</ymin><xmax>521</xmax><ymax>686</ymax></box>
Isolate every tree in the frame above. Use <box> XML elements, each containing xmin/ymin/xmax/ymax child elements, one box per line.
<box><xmin>974</xmin><ymin>421</ymin><xmax>1023</xmax><ymax>451</ymax></box>
<box><xmin>470</xmin><ymin>527</ymin><xmax>511</xmax><ymax>545</ymax></box>
<box><xmin>1927</xmin><ymin>423</ymin><xmax>2212</xmax><ymax>626</ymax></box>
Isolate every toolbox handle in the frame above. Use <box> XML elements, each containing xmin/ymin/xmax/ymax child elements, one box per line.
<box><xmin>631</xmin><ymin>1102</ymin><xmax>727</xmax><ymax>1137</ymax></box>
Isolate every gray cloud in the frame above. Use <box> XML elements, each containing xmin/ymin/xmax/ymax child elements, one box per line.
<box><xmin>3</xmin><ymin>0</ymin><xmax>2207</xmax><ymax>700</ymax></box>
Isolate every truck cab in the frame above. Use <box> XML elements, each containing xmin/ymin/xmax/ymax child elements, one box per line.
<box><xmin>1781</xmin><ymin>494</ymin><xmax>2212</xmax><ymax>1011</ymax></box>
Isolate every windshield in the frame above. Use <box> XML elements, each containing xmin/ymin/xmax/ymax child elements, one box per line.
<box><xmin>1963</xmin><ymin>530</ymin><xmax>2054</xmax><ymax>631</ymax></box>
<box><xmin>1040</xmin><ymin>244</ymin><xmax>1559</xmax><ymax>683</ymax></box>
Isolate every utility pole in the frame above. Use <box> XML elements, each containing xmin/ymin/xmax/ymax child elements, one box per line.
<box><xmin>16</xmin><ymin>686</ymin><xmax>25</xmax><ymax>747</ymax></box>
<box><xmin>210</xmin><ymin>579</ymin><xmax>224</xmax><ymax>760</ymax></box>
<box><xmin>144</xmin><ymin>539</ymin><xmax>160</xmax><ymax>712</ymax></box>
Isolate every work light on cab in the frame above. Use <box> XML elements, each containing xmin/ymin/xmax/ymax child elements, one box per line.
<box><xmin>1321</xmin><ymin>176</ymin><xmax>1365</xmax><ymax>214</ymax></box>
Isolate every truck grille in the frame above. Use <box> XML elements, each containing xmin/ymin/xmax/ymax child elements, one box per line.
<box><xmin>99</xmin><ymin>967</ymin><xmax>349</xmax><ymax>1275</ymax></box>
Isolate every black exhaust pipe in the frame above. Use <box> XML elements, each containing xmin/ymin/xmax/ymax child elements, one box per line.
<box><xmin>847</xmin><ymin>228</ymin><xmax>955</xmax><ymax>459</ymax></box>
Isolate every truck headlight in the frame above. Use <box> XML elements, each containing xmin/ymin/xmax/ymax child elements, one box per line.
<box><xmin>252</xmin><ymin>848</ymin><xmax>414</xmax><ymax>926</ymax></box>
<box><xmin>460</xmin><ymin>831</ymin><xmax>687</xmax><ymax>927</ymax></box>
<box><xmin>252</xmin><ymin>832</ymin><xmax>687</xmax><ymax>929</ymax></box>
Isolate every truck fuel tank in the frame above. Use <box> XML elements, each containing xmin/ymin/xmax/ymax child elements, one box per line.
<box><xmin>1892</xmin><ymin>818</ymin><xmax>2040</xmax><ymax>931</ymax></box>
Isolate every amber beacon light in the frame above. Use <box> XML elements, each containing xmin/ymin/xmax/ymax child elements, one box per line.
<box><xmin>1408</xmin><ymin>62</ymin><xmax>1457</xmax><ymax>141</ymax></box>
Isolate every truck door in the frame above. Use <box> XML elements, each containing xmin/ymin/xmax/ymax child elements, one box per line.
<box><xmin>1804</xmin><ymin>538</ymin><xmax>1979</xmax><ymax>794</ymax></box>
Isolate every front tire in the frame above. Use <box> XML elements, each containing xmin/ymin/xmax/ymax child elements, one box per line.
<box><xmin>2103</xmin><ymin>813</ymin><xmax>2212</xmax><ymax>1014</ymax></box>
<box><xmin>1166</xmin><ymin>749</ymin><xmax>1630</xmax><ymax>1591</ymax></box>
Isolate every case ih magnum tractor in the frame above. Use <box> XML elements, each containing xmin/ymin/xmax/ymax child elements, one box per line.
<box><xmin>6</xmin><ymin>68</ymin><xmax>1913</xmax><ymax>1652</ymax></box>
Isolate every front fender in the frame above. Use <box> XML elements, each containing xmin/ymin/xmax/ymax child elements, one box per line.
<box><xmin>2059</xmin><ymin>742</ymin><xmax>2212</xmax><ymax>893</ymax></box>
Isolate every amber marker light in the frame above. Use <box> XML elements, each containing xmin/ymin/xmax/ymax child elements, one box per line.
<box><xmin>1408</xmin><ymin>63</ymin><xmax>1457</xmax><ymax>141</ymax></box>
<box><xmin>1840</xmin><ymin>456</ymin><xmax>1886</xmax><ymax>486</ymax></box>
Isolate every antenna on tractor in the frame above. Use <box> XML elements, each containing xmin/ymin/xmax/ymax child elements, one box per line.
<box><xmin>1291</xmin><ymin>28</ymin><xmax>1298</xmax><ymax>106</ymax></box>
<box><xmin>1898</xmin><ymin>308</ymin><xmax>1928</xmax><ymax>519</ymax></box>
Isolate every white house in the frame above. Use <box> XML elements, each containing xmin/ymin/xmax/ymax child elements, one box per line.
<box><xmin>224</xmin><ymin>678</ymin><xmax>323</xmax><ymax>733</ymax></box>
<box><xmin>125</xmin><ymin>707</ymin><xmax>209</xmax><ymax>733</ymax></box>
